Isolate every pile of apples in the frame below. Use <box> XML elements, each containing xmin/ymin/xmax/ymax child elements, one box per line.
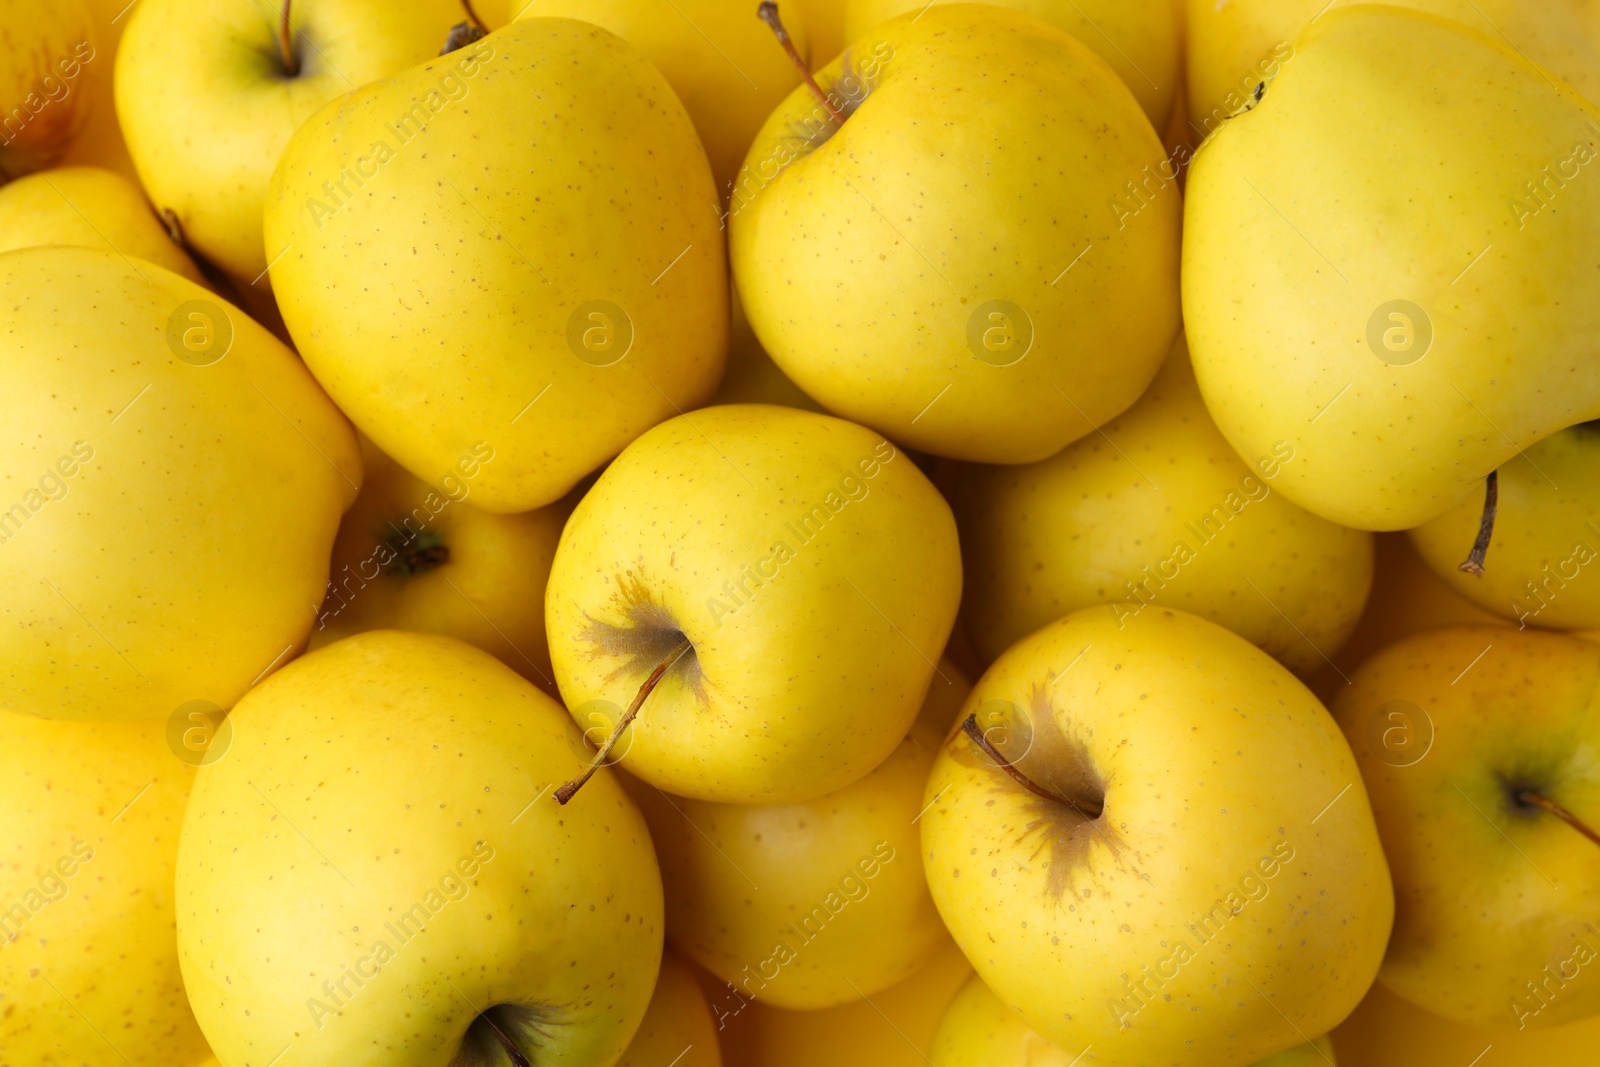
<box><xmin>5</xmin><ymin>0</ymin><xmax>1600</xmax><ymax>1065</ymax></box>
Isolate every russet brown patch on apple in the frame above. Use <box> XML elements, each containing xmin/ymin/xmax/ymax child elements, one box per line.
<box><xmin>950</xmin><ymin>686</ymin><xmax>1132</xmax><ymax>901</ymax></box>
<box><xmin>578</xmin><ymin>570</ymin><xmax>706</xmax><ymax>702</ymax></box>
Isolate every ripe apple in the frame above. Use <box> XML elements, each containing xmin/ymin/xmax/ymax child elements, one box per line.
<box><xmin>309</xmin><ymin>434</ymin><xmax>567</xmax><ymax>695</ymax></box>
<box><xmin>956</xmin><ymin>336</ymin><xmax>1372</xmax><ymax>675</ymax></box>
<box><xmin>932</xmin><ymin>973</ymin><xmax>1338</xmax><ymax>1066</ymax></box>
<box><xmin>922</xmin><ymin>605</ymin><xmax>1392</xmax><ymax>1066</ymax></box>
<box><xmin>57</xmin><ymin>0</ymin><xmax>138</xmax><ymax>181</ymax></box>
<box><xmin>1334</xmin><ymin>979</ymin><xmax>1600</xmax><ymax>1065</ymax></box>
<box><xmin>115</xmin><ymin>0</ymin><xmax>461</xmax><ymax>282</ymax></box>
<box><xmin>1409</xmin><ymin>421</ymin><xmax>1600</xmax><ymax>630</ymax></box>
<box><xmin>266</xmin><ymin>18</ymin><xmax>728</xmax><ymax>513</ymax></box>
<box><xmin>1331</xmin><ymin>626</ymin><xmax>1600</xmax><ymax>1029</ymax></box>
<box><xmin>0</xmin><ymin>0</ymin><xmax>96</xmax><ymax>178</ymax></box>
<box><xmin>729</xmin><ymin>5</ymin><xmax>1180</xmax><ymax>464</ymax></box>
<box><xmin>0</xmin><ymin>711</ymin><xmax>208</xmax><ymax>1066</ymax></box>
<box><xmin>845</xmin><ymin>0</ymin><xmax>1177</xmax><ymax>127</ymax></box>
<box><xmin>0</xmin><ymin>246</ymin><xmax>359</xmax><ymax>721</ymax></box>
<box><xmin>177</xmin><ymin>630</ymin><xmax>663</xmax><ymax>1066</ymax></box>
<box><xmin>1186</xmin><ymin>0</ymin><xmax>1600</xmax><ymax>141</ymax></box>
<box><xmin>617</xmin><ymin>951</ymin><xmax>722</xmax><ymax>1067</ymax></box>
<box><xmin>712</xmin><ymin>287</ymin><xmax>825</xmax><ymax>412</ymax></box>
<box><xmin>0</xmin><ymin>164</ymin><xmax>206</xmax><ymax>286</ymax></box>
<box><xmin>514</xmin><ymin>0</ymin><xmax>813</xmax><ymax>194</ymax></box>
<box><xmin>798</xmin><ymin>0</ymin><xmax>848</xmax><ymax>66</ymax></box>
<box><xmin>629</xmin><ymin>661</ymin><xmax>967</xmax><ymax>1008</ymax></box>
<box><xmin>1184</xmin><ymin>5</ymin><xmax>1600</xmax><ymax>531</ymax></box>
<box><xmin>545</xmin><ymin>404</ymin><xmax>961</xmax><ymax>804</ymax></box>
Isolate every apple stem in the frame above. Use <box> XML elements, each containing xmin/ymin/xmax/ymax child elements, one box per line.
<box><xmin>1518</xmin><ymin>789</ymin><xmax>1600</xmax><ymax>849</ymax></box>
<box><xmin>555</xmin><ymin>639</ymin><xmax>692</xmax><ymax>805</ymax></box>
<box><xmin>483</xmin><ymin>1012</ymin><xmax>531</xmax><ymax>1067</ymax></box>
<box><xmin>757</xmin><ymin>2</ymin><xmax>846</xmax><ymax>126</ymax></box>
<box><xmin>959</xmin><ymin>713</ymin><xmax>1104</xmax><ymax>822</ymax></box>
<box><xmin>278</xmin><ymin>1</ymin><xmax>300</xmax><ymax>78</ymax></box>
<box><xmin>1458</xmin><ymin>470</ymin><xmax>1498</xmax><ymax>576</ymax></box>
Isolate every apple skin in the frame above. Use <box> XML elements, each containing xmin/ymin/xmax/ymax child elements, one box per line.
<box><xmin>0</xmin><ymin>246</ymin><xmax>359</xmax><ymax>721</ymax></box>
<box><xmin>1331</xmin><ymin>627</ymin><xmax>1600</xmax><ymax>1030</ymax></box>
<box><xmin>0</xmin><ymin>712</ymin><xmax>208</xmax><ymax>1066</ymax></box>
<box><xmin>546</xmin><ymin>404</ymin><xmax>961</xmax><ymax>805</ymax></box>
<box><xmin>730</xmin><ymin>4</ymin><xmax>1180</xmax><ymax>465</ymax></box>
<box><xmin>921</xmin><ymin>605</ymin><xmax>1392</xmax><ymax>1067</ymax></box>
<box><xmin>115</xmin><ymin>0</ymin><xmax>462</xmax><ymax>282</ymax></box>
<box><xmin>57</xmin><ymin>0</ymin><xmax>138</xmax><ymax>181</ymax></box>
<box><xmin>0</xmin><ymin>0</ymin><xmax>96</xmax><ymax>178</ymax></box>
<box><xmin>1183</xmin><ymin>6</ymin><xmax>1600</xmax><ymax>532</ymax></box>
<box><xmin>1186</xmin><ymin>0</ymin><xmax>1600</xmax><ymax>140</ymax></box>
<box><xmin>0</xmin><ymin>164</ymin><xmax>206</xmax><ymax>286</ymax></box>
<box><xmin>266</xmin><ymin>18</ymin><xmax>728</xmax><ymax>514</ymax></box>
<box><xmin>931</xmin><ymin>973</ymin><xmax>1338</xmax><ymax>1066</ymax></box>
<box><xmin>616</xmin><ymin>952</ymin><xmax>722</xmax><ymax>1067</ymax></box>
<box><xmin>844</xmin><ymin>0</ymin><xmax>1178</xmax><ymax>128</ymax></box>
<box><xmin>628</xmin><ymin>661</ymin><xmax>968</xmax><ymax>1009</ymax></box>
<box><xmin>176</xmin><ymin>630</ymin><xmax>664</xmax><ymax>1067</ymax></box>
<box><xmin>1409</xmin><ymin>422</ymin><xmax>1600</xmax><ymax>631</ymax></box>
<box><xmin>310</xmin><ymin>435</ymin><xmax>567</xmax><ymax>695</ymax></box>
<box><xmin>513</xmin><ymin>0</ymin><xmax>812</xmax><ymax>194</ymax></box>
<box><xmin>956</xmin><ymin>336</ymin><xmax>1372</xmax><ymax>676</ymax></box>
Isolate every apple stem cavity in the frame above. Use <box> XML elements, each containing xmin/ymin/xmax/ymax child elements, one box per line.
<box><xmin>277</xmin><ymin>1</ymin><xmax>300</xmax><ymax>78</ymax></box>
<box><xmin>1517</xmin><ymin>789</ymin><xmax>1600</xmax><ymax>849</ymax></box>
<box><xmin>757</xmin><ymin>2</ymin><xmax>846</xmax><ymax>126</ymax></box>
<box><xmin>959</xmin><ymin>713</ymin><xmax>1105</xmax><ymax>819</ymax></box>
<box><xmin>555</xmin><ymin>638</ymin><xmax>693</xmax><ymax>805</ymax></box>
<box><xmin>483</xmin><ymin>1011</ymin><xmax>531</xmax><ymax>1067</ymax></box>
<box><xmin>1458</xmin><ymin>469</ymin><xmax>1499</xmax><ymax>576</ymax></box>
<box><xmin>441</xmin><ymin>0</ymin><xmax>490</xmax><ymax>55</ymax></box>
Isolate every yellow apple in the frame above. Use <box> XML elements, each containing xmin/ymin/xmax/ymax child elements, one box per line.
<box><xmin>514</xmin><ymin>0</ymin><xmax>812</xmax><ymax>195</ymax></box>
<box><xmin>956</xmin><ymin>336</ymin><xmax>1372</xmax><ymax>675</ymax></box>
<box><xmin>177</xmin><ymin>630</ymin><xmax>663</xmax><ymax>1066</ymax></box>
<box><xmin>716</xmin><ymin>936</ymin><xmax>973</xmax><ymax>1065</ymax></box>
<box><xmin>1334</xmin><ymin>978</ymin><xmax>1600</xmax><ymax>1065</ymax></box>
<box><xmin>1184</xmin><ymin>6</ymin><xmax>1600</xmax><ymax>531</ymax></box>
<box><xmin>57</xmin><ymin>0</ymin><xmax>138</xmax><ymax>182</ymax></box>
<box><xmin>309</xmin><ymin>434</ymin><xmax>566</xmax><ymax>695</ymax></box>
<box><xmin>1409</xmin><ymin>422</ymin><xmax>1600</xmax><ymax>630</ymax></box>
<box><xmin>1331</xmin><ymin>627</ymin><xmax>1600</xmax><ymax>1030</ymax></box>
<box><xmin>630</xmin><ymin>661</ymin><xmax>968</xmax><ymax>1008</ymax></box>
<box><xmin>0</xmin><ymin>246</ymin><xmax>359</xmax><ymax>721</ymax></box>
<box><xmin>266</xmin><ymin>19</ymin><xmax>728</xmax><ymax>513</ymax></box>
<box><xmin>618</xmin><ymin>952</ymin><xmax>722</xmax><ymax>1067</ymax></box>
<box><xmin>1187</xmin><ymin>0</ymin><xmax>1600</xmax><ymax>141</ymax></box>
<box><xmin>116</xmin><ymin>0</ymin><xmax>462</xmax><ymax>282</ymax></box>
<box><xmin>922</xmin><ymin>605</ymin><xmax>1392</xmax><ymax>1066</ymax></box>
<box><xmin>712</xmin><ymin>285</ymin><xmax>826</xmax><ymax>412</ymax></box>
<box><xmin>545</xmin><ymin>404</ymin><xmax>961</xmax><ymax>804</ymax></box>
<box><xmin>730</xmin><ymin>5</ymin><xmax>1181</xmax><ymax>464</ymax></box>
<box><xmin>0</xmin><ymin>711</ymin><xmax>207</xmax><ymax>1066</ymax></box>
<box><xmin>0</xmin><ymin>164</ymin><xmax>206</xmax><ymax>285</ymax></box>
<box><xmin>0</xmin><ymin>0</ymin><xmax>96</xmax><ymax>178</ymax></box>
<box><xmin>798</xmin><ymin>0</ymin><xmax>849</xmax><ymax>67</ymax></box>
<box><xmin>932</xmin><ymin>973</ymin><xmax>1338</xmax><ymax>1066</ymax></box>
<box><xmin>845</xmin><ymin>0</ymin><xmax>1178</xmax><ymax>128</ymax></box>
